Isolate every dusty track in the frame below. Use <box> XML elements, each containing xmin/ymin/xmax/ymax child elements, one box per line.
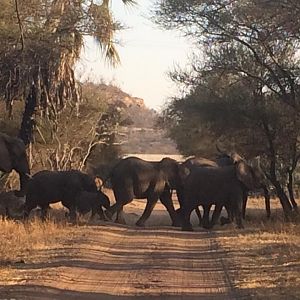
<box><xmin>0</xmin><ymin>202</ymin><xmax>246</xmax><ymax>300</ymax></box>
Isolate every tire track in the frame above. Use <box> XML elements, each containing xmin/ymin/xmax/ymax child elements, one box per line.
<box><xmin>1</xmin><ymin>212</ymin><xmax>245</xmax><ymax>299</ymax></box>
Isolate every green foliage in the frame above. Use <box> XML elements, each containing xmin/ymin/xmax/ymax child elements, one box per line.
<box><xmin>154</xmin><ymin>0</ymin><xmax>300</xmax><ymax>214</ymax></box>
<box><xmin>0</xmin><ymin>0</ymin><xmax>136</xmax><ymax>144</ymax></box>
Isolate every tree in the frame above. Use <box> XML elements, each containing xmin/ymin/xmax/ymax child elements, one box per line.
<box><xmin>0</xmin><ymin>0</ymin><xmax>136</xmax><ymax>144</ymax></box>
<box><xmin>154</xmin><ymin>0</ymin><xmax>300</xmax><ymax>218</ymax></box>
<box><xmin>0</xmin><ymin>80</ymin><xmax>127</xmax><ymax>192</ymax></box>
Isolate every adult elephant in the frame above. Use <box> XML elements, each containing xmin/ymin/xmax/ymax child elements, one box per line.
<box><xmin>214</xmin><ymin>148</ymin><xmax>270</xmax><ymax>219</ymax></box>
<box><xmin>177</xmin><ymin>155</ymin><xmax>235</xmax><ymax>228</ymax></box>
<box><xmin>180</xmin><ymin>154</ymin><xmax>265</xmax><ymax>231</ymax></box>
<box><xmin>106</xmin><ymin>157</ymin><xmax>182</xmax><ymax>227</ymax></box>
<box><xmin>24</xmin><ymin>170</ymin><xmax>110</xmax><ymax>221</ymax></box>
<box><xmin>182</xmin><ymin>152</ymin><xmax>270</xmax><ymax>225</ymax></box>
<box><xmin>0</xmin><ymin>133</ymin><xmax>30</xmax><ymax>196</ymax></box>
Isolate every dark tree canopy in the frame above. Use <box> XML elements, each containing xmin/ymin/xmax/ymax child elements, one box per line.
<box><xmin>154</xmin><ymin>0</ymin><xmax>300</xmax><ymax>218</ymax></box>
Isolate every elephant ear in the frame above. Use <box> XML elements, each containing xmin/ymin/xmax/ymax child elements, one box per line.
<box><xmin>178</xmin><ymin>165</ymin><xmax>190</xmax><ymax>182</ymax></box>
<box><xmin>236</xmin><ymin>161</ymin><xmax>255</xmax><ymax>190</ymax></box>
<box><xmin>0</xmin><ymin>135</ymin><xmax>13</xmax><ymax>172</ymax></box>
<box><xmin>4</xmin><ymin>135</ymin><xmax>26</xmax><ymax>160</ymax></box>
<box><xmin>94</xmin><ymin>176</ymin><xmax>103</xmax><ymax>190</ymax></box>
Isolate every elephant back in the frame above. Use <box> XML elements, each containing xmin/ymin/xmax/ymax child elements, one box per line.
<box><xmin>69</xmin><ymin>170</ymin><xmax>98</xmax><ymax>193</ymax></box>
<box><xmin>183</xmin><ymin>157</ymin><xmax>218</xmax><ymax>169</ymax></box>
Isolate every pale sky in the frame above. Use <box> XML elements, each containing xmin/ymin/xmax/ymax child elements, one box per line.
<box><xmin>76</xmin><ymin>0</ymin><xmax>192</xmax><ymax>110</ymax></box>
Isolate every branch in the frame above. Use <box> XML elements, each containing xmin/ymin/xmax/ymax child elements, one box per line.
<box><xmin>79</xmin><ymin>139</ymin><xmax>109</xmax><ymax>171</ymax></box>
<box><xmin>35</xmin><ymin>125</ymin><xmax>47</xmax><ymax>144</ymax></box>
<box><xmin>15</xmin><ymin>0</ymin><xmax>25</xmax><ymax>50</ymax></box>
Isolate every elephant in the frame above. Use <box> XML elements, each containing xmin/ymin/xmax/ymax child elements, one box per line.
<box><xmin>176</xmin><ymin>154</ymin><xmax>239</xmax><ymax>228</ymax></box>
<box><xmin>23</xmin><ymin>169</ymin><xmax>110</xmax><ymax>221</ymax></box>
<box><xmin>180</xmin><ymin>154</ymin><xmax>265</xmax><ymax>231</ymax></box>
<box><xmin>180</xmin><ymin>152</ymin><xmax>270</xmax><ymax>227</ymax></box>
<box><xmin>105</xmin><ymin>156</ymin><xmax>182</xmax><ymax>227</ymax></box>
<box><xmin>213</xmin><ymin>148</ymin><xmax>271</xmax><ymax>219</ymax></box>
<box><xmin>0</xmin><ymin>133</ymin><xmax>30</xmax><ymax>196</ymax></box>
<box><xmin>74</xmin><ymin>190</ymin><xmax>110</xmax><ymax>220</ymax></box>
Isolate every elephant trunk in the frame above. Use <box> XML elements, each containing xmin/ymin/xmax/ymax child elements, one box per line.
<box><xmin>13</xmin><ymin>154</ymin><xmax>30</xmax><ymax>197</ymax></box>
<box><xmin>103</xmin><ymin>199</ymin><xmax>110</xmax><ymax>210</ymax></box>
<box><xmin>15</xmin><ymin>172</ymin><xmax>31</xmax><ymax>197</ymax></box>
<box><xmin>97</xmin><ymin>191</ymin><xmax>110</xmax><ymax>209</ymax></box>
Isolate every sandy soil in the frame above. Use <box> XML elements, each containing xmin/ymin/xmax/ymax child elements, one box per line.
<box><xmin>0</xmin><ymin>199</ymin><xmax>251</xmax><ymax>300</ymax></box>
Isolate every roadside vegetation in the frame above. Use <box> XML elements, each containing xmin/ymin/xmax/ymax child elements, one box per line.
<box><xmin>154</xmin><ymin>0</ymin><xmax>300</xmax><ymax>220</ymax></box>
<box><xmin>0</xmin><ymin>197</ymin><xmax>299</xmax><ymax>298</ymax></box>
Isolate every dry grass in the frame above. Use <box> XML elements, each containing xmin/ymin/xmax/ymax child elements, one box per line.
<box><xmin>0</xmin><ymin>218</ymin><xmax>68</xmax><ymax>263</ymax></box>
<box><xmin>216</xmin><ymin>197</ymin><xmax>300</xmax><ymax>299</ymax></box>
<box><xmin>0</xmin><ymin>194</ymin><xmax>299</xmax><ymax>299</ymax></box>
<box><xmin>0</xmin><ymin>204</ymin><xmax>76</xmax><ymax>286</ymax></box>
<box><xmin>0</xmin><ymin>200</ymin><xmax>107</xmax><ymax>268</ymax></box>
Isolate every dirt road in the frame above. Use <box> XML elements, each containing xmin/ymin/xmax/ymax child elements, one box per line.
<box><xmin>0</xmin><ymin>202</ymin><xmax>247</xmax><ymax>300</ymax></box>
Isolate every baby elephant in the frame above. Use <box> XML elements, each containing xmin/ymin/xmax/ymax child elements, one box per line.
<box><xmin>75</xmin><ymin>190</ymin><xmax>110</xmax><ymax>220</ymax></box>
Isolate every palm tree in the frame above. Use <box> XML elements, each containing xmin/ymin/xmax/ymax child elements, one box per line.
<box><xmin>0</xmin><ymin>0</ymin><xmax>136</xmax><ymax>144</ymax></box>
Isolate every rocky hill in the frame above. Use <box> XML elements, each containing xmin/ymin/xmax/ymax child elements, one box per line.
<box><xmin>82</xmin><ymin>82</ymin><xmax>179</xmax><ymax>156</ymax></box>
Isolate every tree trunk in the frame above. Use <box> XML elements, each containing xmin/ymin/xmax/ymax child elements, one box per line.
<box><xmin>271</xmin><ymin>178</ymin><xmax>293</xmax><ymax>220</ymax></box>
<box><xmin>265</xmin><ymin>135</ymin><xmax>293</xmax><ymax>219</ymax></box>
<box><xmin>287</xmin><ymin>171</ymin><xmax>298</xmax><ymax>213</ymax></box>
<box><xmin>19</xmin><ymin>85</ymin><xmax>37</xmax><ymax>146</ymax></box>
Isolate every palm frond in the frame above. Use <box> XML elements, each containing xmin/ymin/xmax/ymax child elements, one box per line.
<box><xmin>104</xmin><ymin>42</ymin><xmax>121</xmax><ymax>66</ymax></box>
<box><xmin>88</xmin><ymin>1</ymin><xmax>122</xmax><ymax>65</ymax></box>
<box><xmin>121</xmin><ymin>0</ymin><xmax>137</xmax><ymax>6</ymax></box>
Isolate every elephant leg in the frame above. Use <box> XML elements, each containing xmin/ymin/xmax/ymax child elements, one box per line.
<box><xmin>107</xmin><ymin>188</ymin><xmax>133</xmax><ymax>221</ymax></box>
<box><xmin>40</xmin><ymin>206</ymin><xmax>49</xmax><ymax>222</ymax></box>
<box><xmin>202</xmin><ymin>204</ymin><xmax>212</xmax><ymax>229</ymax></box>
<box><xmin>265</xmin><ymin>196</ymin><xmax>271</xmax><ymax>219</ymax></box>
<box><xmin>226</xmin><ymin>204</ymin><xmax>233</xmax><ymax>222</ymax></box>
<box><xmin>96</xmin><ymin>206</ymin><xmax>106</xmax><ymax>220</ymax></box>
<box><xmin>136</xmin><ymin>197</ymin><xmax>158</xmax><ymax>227</ymax></box>
<box><xmin>90</xmin><ymin>207</ymin><xmax>97</xmax><ymax>219</ymax></box>
<box><xmin>220</xmin><ymin>204</ymin><xmax>233</xmax><ymax>225</ymax></box>
<box><xmin>242</xmin><ymin>191</ymin><xmax>248</xmax><ymax>219</ymax></box>
<box><xmin>23</xmin><ymin>201</ymin><xmax>36</xmax><ymax>220</ymax></box>
<box><xmin>175</xmin><ymin>207</ymin><xmax>183</xmax><ymax>217</ymax></box>
<box><xmin>176</xmin><ymin>187</ymin><xmax>185</xmax><ymax>209</ymax></box>
<box><xmin>105</xmin><ymin>203</ymin><xmax>117</xmax><ymax>220</ymax></box>
<box><xmin>232</xmin><ymin>199</ymin><xmax>244</xmax><ymax>229</ymax></box>
<box><xmin>160</xmin><ymin>190</ymin><xmax>181</xmax><ymax>227</ymax></box>
<box><xmin>68</xmin><ymin>206</ymin><xmax>77</xmax><ymax>223</ymax></box>
<box><xmin>87</xmin><ymin>201</ymin><xmax>100</xmax><ymax>220</ymax></box>
<box><xmin>261</xmin><ymin>185</ymin><xmax>271</xmax><ymax>218</ymax></box>
<box><xmin>115</xmin><ymin>206</ymin><xmax>127</xmax><ymax>224</ymax></box>
<box><xmin>195</xmin><ymin>207</ymin><xmax>202</xmax><ymax>226</ymax></box>
<box><xmin>211</xmin><ymin>204</ymin><xmax>223</xmax><ymax>227</ymax></box>
<box><xmin>114</xmin><ymin>196</ymin><xmax>133</xmax><ymax>224</ymax></box>
<box><xmin>181</xmin><ymin>204</ymin><xmax>194</xmax><ymax>232</ymax></box>
<box><xmin>100</xmin><ymin>207</ymin><xmax>110</xmax><ymax>221</ymax></box>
